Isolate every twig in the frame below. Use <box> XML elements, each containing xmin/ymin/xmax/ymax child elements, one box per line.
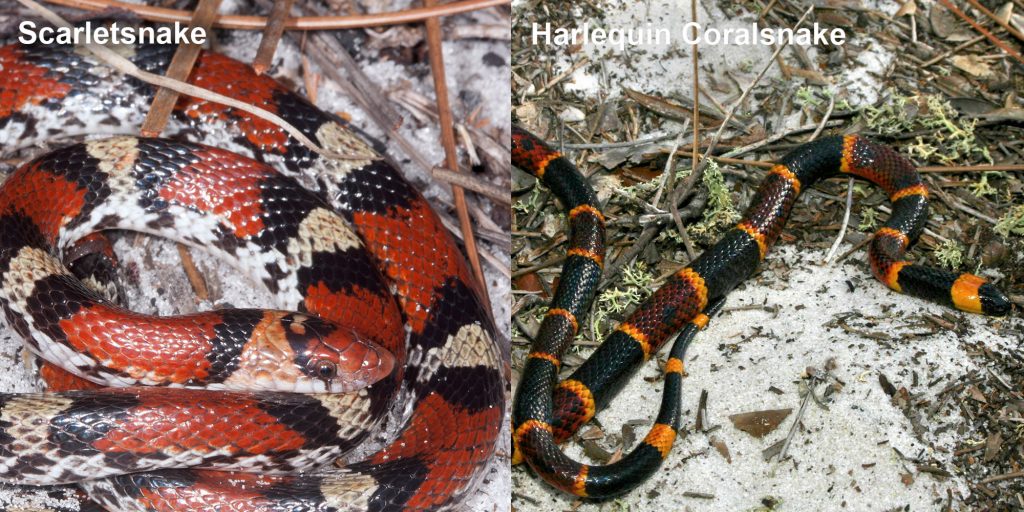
<box><xmin>835</xmin><ymin>233</ymin><xmax>873</xmax><ymax>264</ymax></box>
<box><xmin>921</xmin><ymin>34</ymin><xmax>985</xmax><ymax>68</ymax></box>
<box><xmin>599</xmin><ymin>226</ymin><xmax>658</xmax><ymax>289</ymax></box>
<box><xmin>978</xmin><ymin>471</ymin><xmax>1023</xmax><ymax>484</ymax></box>
<box><xmin>920</xmin><ymin>164</ymin><xmax>1024</xmax><ymax>173</ymax></box>
<box><xmin>424</xmin><ymin>0</ymin><xmax>488</xmax><ymax>301</ymax></box>
<box><xmin>176</xmin><ymin>244</ymin><xmax>210</xmax><ymax>302</ymax></box>
<box><xmin>252</xmin><ymin>0</ymin><xmax>294</xmax><ymax>75</ymax></box>
<box><xmin>809</xmin><ymin>94</ymin><xmax>835</xmax><ymax>141</ymax></box>
<box><xmin>651</xmin><ymin>121</ymin><xmax>689</xmax><ymax>210</ymax></box>
<box><xmin>137</xmin><ymin>0</ymin><xmax>220</xmax><ymax>300</ymax></box>
<box><xmin>535</xmin><ymin>57</ymin><xmax>590</xmax><ymax>96</ymax></box>
<box><xmin>721</xmin><ymin>120</ymin><xmax>845</xmax><ymax>159</ymax></box>
<box><xmin>935</xmin><ymin>0</ymin><xmax>1024</xmax><ymax>65</ymax></box>
<box><xmin>777</xmin><ymin>364</ymin><xmax>831</xmax><ymax>462</ymax></box>
<box><xmin>670</xmin><ymin>0</ymin><xmax>699</xmax><ymax>262</ymax></box>
<box><xmin>699</xmin><ymin>5</ymin><xmax>815</xmax><ymax>164</ymax></box>
<box><xmin>562</xmin><ymin>131</ymin><xmax>678</xmax><ymax>150</ymax></box>
<box><xmin>139</xmin><ymin>0</ymin><xmax>221</xmax><ymax>137</ymax></box>
<box><xmin>670</xmin><ymin>5</ymin><xmax>815</xmax><ymax>212</ymax></box>
<box><xmin>432</xmin><ymin>166</ymin><xmax>509</xmax><ymax>204</ymax></box>
<box><xmin>280</xmin><ymin>0</ymin><xmax>404</xmax><ymax>132</ymax></box>
<box><xmin>824</xmin><ymin>177</ymin><xmax>855</xmax><ymax>265</ymax></box>
<box><xmin>43</xmin><ymin>0</ymin><xmax>510</xmax><ymax>30</ymax></box>
<box><xmin>964</xmin><ymin>0</ymin><xmax>1024</xmax><ymax>42</ymax></box>
<box><xmin>17</xmin><ymin>0</ymin><xmax>360</xmax><ymax>160</ymax></box>
<box><xmin>690</xmin><ymin>0</ymin><xmax>700</xmax><ymax>173</ymax></box>
<box><xmin>439</xmin><ymin>215</ymin><xmax>509</xmax><ymax>278</ymax></box>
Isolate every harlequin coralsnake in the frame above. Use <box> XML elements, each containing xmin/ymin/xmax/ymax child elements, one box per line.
<box><xmin>0</xmin><ymin>39</ymin><xmax>504</xmax><ymax>511</ymax></box>
<box><xmin>511</xmin><ymin>125</ymin><xmax>1012</xmax><ymax>499</ymax></box>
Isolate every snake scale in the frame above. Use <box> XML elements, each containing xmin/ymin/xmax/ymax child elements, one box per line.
<box><xmin>511</xmin><ymin>125</ymin><xmax>1011</xmax><ymax>499</ymax></box>
<box><xmin>0</xmin><ymin>37</ymin><xmax>504</xmax><ymax>511</ymax></box>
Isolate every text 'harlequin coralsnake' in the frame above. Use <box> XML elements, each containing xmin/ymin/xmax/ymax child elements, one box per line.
<box><xmin>511</xmin><ymin>125</ymin><xmax>1011</xmax><ymax>499</ymax></box>
<box><xmin>0</xmin><ymin>36</ymin><xmax>504</xmax><ymax>511</ymax></box>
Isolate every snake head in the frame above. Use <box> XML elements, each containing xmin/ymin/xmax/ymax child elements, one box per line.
<box><xmin>225</xmin><ymin>311</ymin><xmax>395</xmax><ymax>393</ymax></box>
<box><xmin>278</xmin><ymin>313</ymin><xmax>396</xmax><ymax>393</ymax></box>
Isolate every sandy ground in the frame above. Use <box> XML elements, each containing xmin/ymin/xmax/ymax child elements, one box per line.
<box><xmin>513</xmin><ymin>246</ymin><xmax>1022</xmax><ymax>512</ymax></box>
<box><xmin>0</xmin><ymin>0</ymin><xmax>510</xmax><ymax>509</ymax></box>
<box><xmin>511</xmin><ymin>0</ymin><xmax>1024</xmax><ymax>508</ymax></box>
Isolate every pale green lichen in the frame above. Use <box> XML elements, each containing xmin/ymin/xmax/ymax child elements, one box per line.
<box><xmin>934</xmin><ymin>239</ymin><xmax>964</xmax><ymax>270</ymax></box>
<box><xmin>994</xmin><ymin>205</ymin><xmax>1024</xmax><ymax>239</ymax></box>
<box><xmin>513</xmin><ymin>185</ymin><xmax>543</xmax><ymax>215</ymax></box>
<box><xmin>858</xmin><ymin>208</ymin><xmax>879</xmax><ymax>231</ymax></box>
<box><xmin>687</xmin><ymin>159</ymin><xmax>740</xmax><ymax>242</ymax></box>
<box><xmin>590</xmin><ymin>261</ymin><xmax>653</xmax><ymax>340</ymax></box>
<box><xmin>795</xmin><ymin>86</ymin><xmax>823</xmax><ymax>108</ymax></box>
<box><xmin>860</xmin><ymin>92</ymin><xmax>991</xmax><ymax>165</ymax></box>
<box><xmin>968</xmin><ymin>172</ymin><xmax>999</xmax><ymax>198</ymax></box>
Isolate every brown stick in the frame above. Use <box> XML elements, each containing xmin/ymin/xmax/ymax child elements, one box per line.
<box><xmin>964</xmin><ymin>0</ymin><xmax>1024</xmax><ymax>42</ymax></box>
<box><xmin>423</xmin><ymin>0</ymin><xmax>489</xmax><ymax>303</ymax></box>
<box><xmin>43</xmin><ymin>0</ymin><xmax>509</xmax><ymax>30</ymax></box>
<box><xmin>252</xmin><ymin>0</ymin><xmax>295</xmax><ymax>76</ymax></box>
<box><xmin>17</xmin><ymin>0</ymin><xmax>357</xmax><ymax>159</ymax></box>
<box><xmin>432</xmin><ymin>166</ymin><xmax>509</xmax><ymax>205</ymax></box>
<box><xmin>920</xmin><ymin>163</ymin><xmax>1024</xmax><ymax>172</ymax></box>
<box><xmin>140</xmin><ymin>0</ymin><xmax>222</xmax><ymax>136</ymax></box>
<box><xmin>177</xmin><ymin>243</ymin><xmax>210</xmax><ymax>302</ymax></box>
<box><xmin>979</xmin><ymin>471</ymin><xmax>1024</xmax><ymax>484</ymax></box>
<box><xmin>136</xmin><ymin>0</ymin><xmax>220</xmax><ymax>300</ymax></box>
<box><xmin>713</xmin><ymin>157</ymin><xmax>1024</xmax><ymax>174</ymax></box>
<box><xmin>935</xmin><ymin>0</ymin><xmax>1024</xmax><ymax>65</ymax></box>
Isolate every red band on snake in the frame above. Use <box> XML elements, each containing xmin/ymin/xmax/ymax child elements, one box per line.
<box><xmin>511</xmin><ymin>126</ymin><xmax>1010</xmax><ymax>499</ymax></box>
<box><xmin>0</xmin><ymin>39</ymin><xmax>504</xmax><ymax>511</ymax></box>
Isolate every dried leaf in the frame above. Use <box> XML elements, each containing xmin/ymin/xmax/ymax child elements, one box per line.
<box><xmin>710</xmin><ymin>436</ymin><xmax>732</xmax><ymax>463</ymax></box>
<box><xmin>583</xmin><ymin>439</ymin><xmax>614</xmax><ymax>462</ymax></box>
<box><xmin>728</xmin><ymin>408</ymin><xmax>792</xmax><ymax>438</ymax></box>
<box><xmin>972</xmin><ymin>107</ymin><xmax>1024</xmax><ymax>123</ymax></box>
<box><xmin>558</xmin><ymin>106</ymin><xmax>586</xmax><ymax>123</ymax></box>
<box><xmin>762</xmin><ymin>439</ymin><xmax>785</xmax><ymax>461</ymax></box>
<box><xmin>984</xmin><ymin>432</ymin><xmax>1002</xmax><ymax>462</ymax></box>
<box><xmin>995</xmin><ymin>2</ymin><xmax>1013</xmax><ymax>24</ymax></box>
<box><xmin>879</xmin><ymin>373</ymin><xmax>896</xmax><ymax>396</ymax></box>
<box><xmin>579</xmin><ymin>426</ymin><xmax>604</xmax><ymax>441</ymax></box>
<box><xmin>968</xmin><ymin>385</ymin><xmax>988</xmax><ymax>403</ymax></box>
<box><xmin>951</xmin><ymin>55</ymin><xmax>994</xmax><ymax>78</ymax></box>
<box><xmin>513</xmin><ymin>273</ymin><xmax>544</xmax><ymax>295</ymax></box>
<box><xmin>930</xmin><ymin>5</ymin><xmax>973</xmax><ymax>40</ymax></box>
<box><xmin>896</xmin><ymin>0</ymin><xmax>917</xmax><ymax>17</ymax></box>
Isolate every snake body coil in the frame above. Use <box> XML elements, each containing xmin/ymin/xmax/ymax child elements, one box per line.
<box><xmin>0</xmin><ymin>41</ymin><xmax>504</xmax><ymax>511</ymax></box>
<box><xmin>511</xmin><ymin>125</ymin><xmax>1010</xmax><ymax>499</ymax></box>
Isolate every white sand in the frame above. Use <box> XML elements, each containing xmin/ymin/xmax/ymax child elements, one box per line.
<box><xmin>513</xmin><ymin>246</ymin><xmax>1022</xmax><ymax>511</ymax></box>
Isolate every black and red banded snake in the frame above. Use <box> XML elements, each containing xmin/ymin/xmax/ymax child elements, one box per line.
<box><xmin>0</xmin><ymin>37</ymin><xmax>504</xmax><ymax>511</ymax></box>
<box><xmin>512</xmin><ymin>125</ymin><xmax>1011</xmax><ymax>499</ymax></box>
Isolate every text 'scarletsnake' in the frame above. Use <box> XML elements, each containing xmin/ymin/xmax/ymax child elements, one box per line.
<box><xmin>511</xmin><ymin>125</ymin><xmax>1011</xmax><ymax>499</ymax></box>
<box><xmin>0</xmin><ymin>37</ymin><xmax>504</xmax><ymax>511</ymax></box>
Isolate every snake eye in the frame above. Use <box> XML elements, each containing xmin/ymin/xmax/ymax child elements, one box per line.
<box><xmin>307</xmin><ymin>359</ymin><xmax>337</xmax><ymax>380</ymax></box>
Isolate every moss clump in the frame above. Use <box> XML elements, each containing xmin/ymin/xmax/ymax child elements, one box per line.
<box><xmin>860</xmin><ymin>92</ymin><xmax>991</xmax><ymax>165</ymax></box>
<box><xmin>934</xmin><ymin>239</ymin><xmax>964</xmax><ymax>270</ymax></box>
<box><xmin>994</xmin><ymin>205</ymin><xmax>1024</xmax><ymax>239</ymax></box>
<box><xmin>590</xmin><ymin>261</ymin><xmax>653</xmax><ymax>340</ymax></box>
<box><xmin>687</xmin><ymin>159</ymin><xmax>740</xmax><ymax>243</ymax></box>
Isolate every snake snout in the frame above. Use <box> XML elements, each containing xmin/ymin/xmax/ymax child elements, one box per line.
<box><xmin>980</xmin><ymin>283</ymin><xmax>1012</xmax><ymax>316</ymax></box>
<box><xmin>290</xmin><ymin>316</ymin><xmax>395</xmax><ymax>393</ymax></box>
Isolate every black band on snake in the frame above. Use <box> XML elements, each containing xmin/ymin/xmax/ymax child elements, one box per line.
<box><xmin>0</xmin><ymin>39</ymin><xmax>504</xmax><ymax>511</ymax></box>
<box><xmin>511</xmin><ymin>125</ymin><xmax>1011</xmax><ymax>499</ymax></box>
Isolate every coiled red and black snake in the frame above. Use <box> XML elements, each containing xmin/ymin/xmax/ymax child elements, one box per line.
<box><xmin>511</xmin><ymin>125</ymin><xmax>1011</xmax><ymax>499</ymax></box>
<box><xmin>0</xmin><ymin>39</ymin><xmax>504</xmax><ymax>511</ymax></box>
